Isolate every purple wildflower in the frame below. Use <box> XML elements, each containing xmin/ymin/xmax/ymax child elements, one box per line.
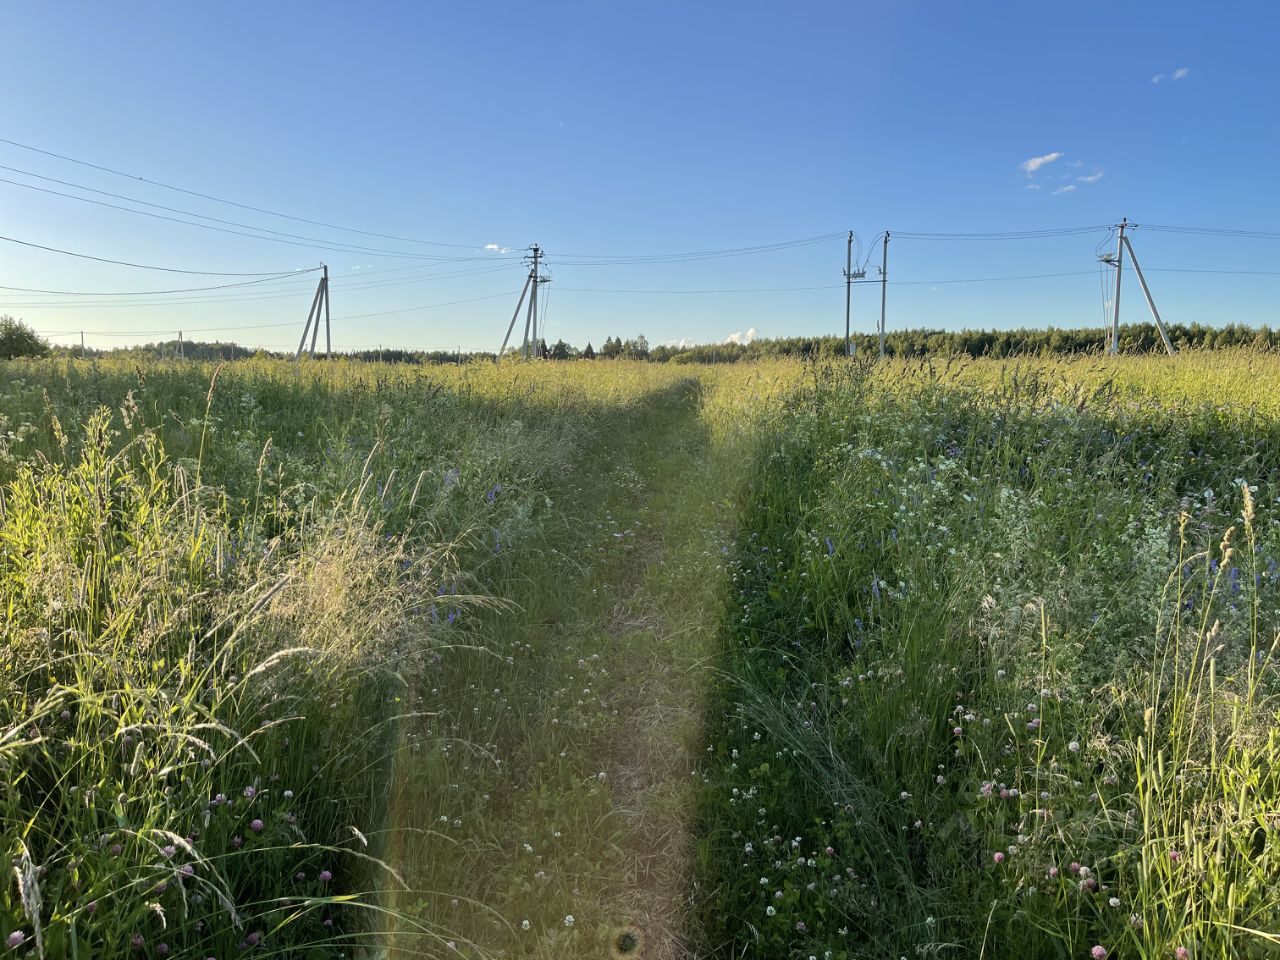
<box><xmin>6</xmin><ymin>931</ymin><xmax>25</xmax><ymax>950</ymax></box>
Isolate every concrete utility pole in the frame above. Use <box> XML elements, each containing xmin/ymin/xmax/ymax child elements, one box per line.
<box><xmin>323</xmin><ymin>264</ymin><xmax>331</xmax><ymax>357</ymax></box>
<box><xmin>516</xmin><ymin>245</ymin><xmax>547</xmax><ymax>359</ymax></box>
<box><xmin>295</xmin><ymin>264</ymin><xmax>331</xmax><ymax>360</ymax></box>
<box><xmin>1104</xmin><ymin>219</ymin><xmax>1175</xmax><ymax>356</ymax></box>
<box><xmin>80</xmin><ymin>331</ymin><xmax>85</xmax><ymax>356</ymax></box>
<box><xmin>498</xmin><ymin>273</ymin><xmax>533</xmax><ymax>361</ymax></box>
<box><xmin>178</xmin><ymin>332</ymin><xmax>184</xmax><ymax>359</ymax></box>
<box><xmin>842</xmin><ymin>231</ymin><xmax>865</xmax><ymax>356</ymax></box>
<box><xmin>879</xmin><ymin>232</ymin><xmax>890</xmax><ymax>359</ymax></box>
<box><xmin>1109</xmin><ymin>218</ymin><xmax>1127</xmax><ymax>355</ymax></box>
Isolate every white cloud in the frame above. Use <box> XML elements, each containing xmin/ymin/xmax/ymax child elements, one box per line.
<box><xmin>725</xmin><ymin>327</ymin><xmax>759</xmax><ymax>345</ymax></box>
<box><xmin>1020</xmin><ymin>152</ymin><xmax>1064</xmax><ymax>175</ymax></box>
<box><xmin>1077</xmin><ymin>171</ymin><xmax>1104</xmax><ymax>184</ymax></box>
<box><xmin>663</xmin><ymin>337</ymin><xmax>695</xmax><ymax>348</ymax></box>
<box><xmin>1053</xmin><ymin>184</ymin><xmax>1077</xmax><ymax>195</ymax></box>
<box><xmin>1173</xmin><ymin>67</ymin><xmax>1190</xmax><ymax>80</ymax></box>
<box><xmin>1025</xmin><ymin>183</ymin><xmax>1042</xmax><ymax>190</ymax></box>
<box><xmin>483</xmin><ymin>243</ymin><xmax>512</xmax><ymax>253</ymax></box>
<box><xmin>1151</xmin><ymin>73</ymin><xmax>1166</xmax><ymax>84</ymax></box>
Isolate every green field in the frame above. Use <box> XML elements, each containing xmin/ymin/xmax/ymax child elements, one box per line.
<box><xmin>3</xmin><ymin>353</ymin><xmax>1279</xmax><ymax>959</ymax></box>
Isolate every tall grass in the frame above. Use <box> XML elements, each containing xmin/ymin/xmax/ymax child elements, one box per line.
<box><xmin>697</xmin><ymin>356</ymin><xmax>1280</xmax><ymax>959</ymax></box>
<box><xmin>0</xmin><ymin>356</ymin><xmax>648</xmax><ymax>957</ymax></box>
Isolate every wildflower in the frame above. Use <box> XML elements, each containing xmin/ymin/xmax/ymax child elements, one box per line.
<box><xmin>1169</xmin><ymin>849</ymin><xmax>1182</xmax><ymax>862</ymax></box>
<box><xmin>319</xmin><ymin>870</ymin><xmax>333</xmax><ymax>882</ymax></box>
<box><xmin>161</xmin><ymin>844</ymin><xmax>176</xmax><ymax>859</ymax></box>
<box><xmin>521</xmin><ymin>920</ymin><xmax>531</xmax><ymax>931</ymax></box>
<box><xmin>993</xmin><ymin>852</ymin><xmax>1005</xmax><ymax>864</ymax></box>
<box><xmin>250</xmin><ymin>819</ymin><xmax>264</xmax><ymax>833</ymax></box>
<box><xmin>156</xmin><ymin>944</ymin><xmax>169</xmax><ymax>956</ymax></box>
<box><xmin>564</xmin><ymin>915</ymin><xmax>575</xmax><ymax>927</ymax></box>
<box><xmin>766</xmin><ymin>905</ymin><xmax>776</xmax><ymax>916</ymax></box>
<box><xmin>1091</xmin><ymin>947</ymin><xmax>1108</xmax><ymax>960</ymax></box>
<box><xmin>1048</xmin><ymin>867</ymin><xmax>1059</xmax><ymax>878</ymax></box>
<box><xmin>1068</xmin><ymin>741</ymin><xmax>1081</xmax><ymax>753</ymax></box>
<box><xmin>131</xmin><ymin>934</ymin><xmax>145</xmax><ymax>949</ymax></box>
<box><xmin>1175</xmin><ymin>949</ymin><xmax>1189</xmax><ymax>959</ymax></box>
<box><xmin>243</xmin><ymin>786</ymin><xmax>256</xmax><ymax>799</ymax></box>
<box><xmin>6</xmin><ymin>931</ymin><xmax>24</xmax><ymax>950</ymax></box>
<box><xmin>245</xmin><ymin>931</ymin><xmax>262</xmax><ymax>947</ymax></box>
<box><xmin>1109</xmin><ymin>897</ymin><xmax>1121</xmax><ymax>908</ymax></box>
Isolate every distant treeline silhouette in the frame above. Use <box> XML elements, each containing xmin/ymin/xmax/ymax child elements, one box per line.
<box><xmin>37</xmin><ymin>322</ymin><xmax>1280</xmax><ymax>365</ymax></box>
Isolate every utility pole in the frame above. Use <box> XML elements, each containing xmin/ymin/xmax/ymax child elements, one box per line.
<box><xmin>517</xmin><ymin>245</ymin><xmax>547</xmax><ymax>359</ymax></box>
<box><xmin>295</xmin><ymin>264</ymin><xmax>331</xmax><ymax>361</ymax></box>
<box><xmin>842</xmin><ymin>231</ymin><xmax>865</xmax><ymax>356</ymax></box>
<box><xmin>178</xmin><ymin>332</ymin><xmax>184</xmax><ymax>360</ymax></box>
<box><xmin>323</xmin><ymin>264</ymin><xmax>331</xmax><ymax>358</ymax></box>
<box><xmin>879</xmin><ymin>232</ymin><xmax>890</xmax><ymax>359</ymax></box>
<box><xmin>1109</xmin><ymin>218</ymin><xmax>1127</xmax><ymax>355</ymax></box>
<box><xmin>80</xmin><ymin>331</ymin><xmax>84</xmax><ymax>356</ymax></box>
<box><xmin>498</xmin><ymin>273</ymin><xmax>533</xmax><ymax>361</ymax></box>
<box><xmin>1102</xmin><ymin>219</ymin><xmax>1175</xmax><ymax>356</ymax></box>
<box><xmin>529</xmin><ymin>244</ymin><xmax>542</xmax><ymax>358</ymax></box>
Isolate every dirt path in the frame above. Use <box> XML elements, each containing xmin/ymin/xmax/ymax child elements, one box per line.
<box><xmin>385</xmin><ymin>378</ymin><xmax>738</xmax><ymax>959</ymax></box>
<box><xmin>597</xmin><ymin>386</ymin><xmax>736</xmax><ymax>959</ymax></box>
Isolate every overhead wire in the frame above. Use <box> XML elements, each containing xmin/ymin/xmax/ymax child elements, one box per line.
<box><xmin>0</xmin><ymin>176</ymin><xmax>520</xmax><ymax>262</ymax></box>
<box><xmin>0</xmin><ymin>136</ymin><xmax>490</xmax><ymax>250</ymax></box>
<box><xmin>0</xmin><ymin>233</ymin><xmax>317</xmax><ymax>276</ymax></box>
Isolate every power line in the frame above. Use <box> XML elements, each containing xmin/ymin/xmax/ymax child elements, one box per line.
<box><xmin>0</xmin><ymin>176</ymin><xmax>519</xmax><ymax>262</ymax></box>
<box><xmin>33</xmin><ymin>292</ymin><xmax>519</xmax><ymax>338</ymax></box>
<box><xmin>550</xmin><ymin>233</ymin><xmax>847</xmax><ymax>265</ymax></box>
<box><xmin>0</xmin><ymin>271</ymin><xmax>318</xmax><ymax>297</ymax></box>
<box><xmin>892</xmin><ymin>226</ymin><xmax>1111</xmax><ymax>240</ymax></box>
<box><xmin>1143</xmin><ymin>224</ymin><xmax>1280</xmax><ymax>241</ymax></box>
<box><xmin>555</xmin><ymin>271</ymin><xmax>1098</xmax><ymax>294</ymax></box>
<box><xmin>330</xmin><ymin>290</ymin><xmax>519</xmax><ymax>321</ymax></box>
<box><xmin>0</xmin><ymin>136</ymin><xmax>489</xmax><ymax>250</ymax></box>
<box><xmin>0</xmin><ymin>263</ymin><xmax>519</xmax><ymax>308</ymax></box>
<box><xmin>0</xmin><ymin>233</ymin><xmax>316</xmax><ymax>276</ymax></box>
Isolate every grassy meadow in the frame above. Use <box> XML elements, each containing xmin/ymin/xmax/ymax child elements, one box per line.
<box><xmin>1</xmin><ymin>351</ymin><xmax>1279</xmax><ymax>959</ymax></box>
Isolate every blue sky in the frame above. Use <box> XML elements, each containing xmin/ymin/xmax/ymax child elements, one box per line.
<box><xmin>2</xmin><ymin>1</ymin><xmax>1277</xmax><ymax>351</ymax></box>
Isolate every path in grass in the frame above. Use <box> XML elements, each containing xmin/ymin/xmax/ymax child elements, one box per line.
<box><xmin>384</xmin><ymin>376</ymin><xmax>740</xmax><ymax>958</ymax></box>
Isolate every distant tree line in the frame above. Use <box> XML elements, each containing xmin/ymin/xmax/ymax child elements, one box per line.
<box><xmin>3</xmin><ymin>315</ymin><xmax>1277</xmax><ymax>365</ymax></box>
